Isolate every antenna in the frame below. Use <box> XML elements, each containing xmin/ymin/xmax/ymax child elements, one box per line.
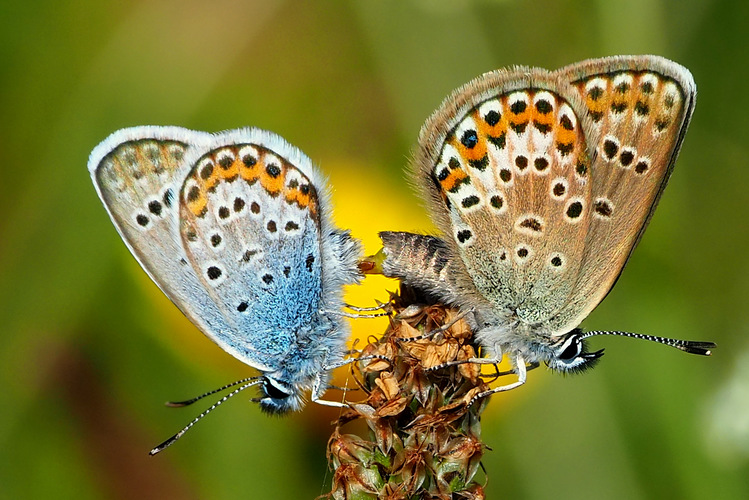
<box><xmin>164</xmin><ymin>377</ymin><xmax>260</xmax><ymax>407</ymax></box>
<box><xmin>149</xmin><ymin>378</ymin><xmax>263</xmax><ymax>456</ymax></box>
<box><xmin>579</xmin><ymin>330</ymin><xmax>715</xmax><ymax>356</ymax></box>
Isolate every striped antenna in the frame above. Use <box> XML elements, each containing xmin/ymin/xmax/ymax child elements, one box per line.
<box><xmin>150</xmin><ymin>378</ymin><xmax>264</xmax><ymax>456</ymax></box>
<box><xmin>579</xmin><ymin>330</ymin><xmax>715</xmax><ymax>356</ymax></box>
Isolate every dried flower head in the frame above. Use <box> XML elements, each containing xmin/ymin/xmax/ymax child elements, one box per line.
<box><xmin>324</xmin><ymin>288</ymin><xmax>490</xmax><ymax>499</ymax></box>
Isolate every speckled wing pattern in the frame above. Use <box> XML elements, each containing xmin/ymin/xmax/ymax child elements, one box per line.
<box><xmin>89</xmin><ymin>127</ymin><xmax>360</xmax><ymax>373</ymax></box>
<box><xmin>553</xmin><ymin>57</ymin><xmax>696</xmax><ymax>333</ymax></box>
<box><xmin>402</xmin><ymin>55</ymin><xmax>695</xmax><ymax>335</ymax></box>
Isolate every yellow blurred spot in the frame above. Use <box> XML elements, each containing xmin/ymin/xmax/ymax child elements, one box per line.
<box><xmin>325</xmin><ymin>157</ymin><xmax>435</xmax><ymax>351</ymax></box>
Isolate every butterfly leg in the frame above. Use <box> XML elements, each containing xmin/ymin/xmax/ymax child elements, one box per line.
<box><xmin>312</xmin><ymin>353</ymin><xmax>395</xmax><ymax>408</ymax></box>
<box><xmin>326</xmin><ymin>384</ymin><xmax>360</xmax><ymax>393</ymax></box>
<box><xmin>425</xmin><ymin>355</ymin><xmax>502</xmax><ymax>372</ymax></box>
<box><xmin>468</xmin><ymin>355</ymin><xmax>528</xmax><ymax>406</ymax></box>
<box><xmin>326</xmin><ymin>309</ymin><xmax>392</xmax><ymax>319</ymax></box>
<box><xmin>324</xmin><ymin>354</ymin><xmax>393</xmax><ymax>372</ymax></box>
<box><xmin>345</xmin><ymin>300</ymin><xmax>393</xmax><ymax>313</ymax></box>
<box><xmin>311</xmin><ymin>371</ymin><xmax>349</xmax><ymax>408</ymax></box>
<box><xmin>480</xmin><ymin>361</ymin><xmax>539</xmax><ymax>379</ymax></box>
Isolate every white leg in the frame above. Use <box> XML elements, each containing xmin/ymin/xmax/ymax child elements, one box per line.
<box><xmin>425</xmin><ymin>355</ymin><xmax>502</xmax><ymax>371</ymax></box>
<box><xmin>480</xmin><ymin>361</ymin><xmax>539</xmax><ymax>378</ymax></box>
<box><xmin>325</xmin><ymin>309</ymin><xmax>391</xmax><ymax>319</ymax></box>
<box><xmin>310</xmin><ymin>371</ymin><xmax>349</xmax><ymax>408</ymax></box>
<box><xmin>323</xmin><ymin>354</ymin><xmax>392</xmax><ymax>372</ymax></box>
<box><xmin>468</xmin><ymin>355</ymin><xmax>528</xmax><ymax>406</ymax></box>
<box><xmin>345</xmin><ymin>301</ymin><xmax>392</xmax><ymax>312</ymax></box>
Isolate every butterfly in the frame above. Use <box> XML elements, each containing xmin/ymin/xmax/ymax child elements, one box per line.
<box><xmin>88</xmin><ymin>126</ymin><xmax>362</xmax><ymax>452</ymax></box>
<box><xmin>376</xmin><ymin>55</ymin><xmax>714</xmax><ymax>397</ymax></box>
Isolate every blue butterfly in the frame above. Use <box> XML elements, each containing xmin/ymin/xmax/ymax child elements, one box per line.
<box><xmin>89</xmin><ymin>126</ymin><xmax>361</xmax><ymax>452</ymax></box>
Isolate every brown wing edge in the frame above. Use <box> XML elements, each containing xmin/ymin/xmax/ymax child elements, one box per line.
<box><xmin>554</xmin><ymin>55</ymin><xmax>697</xmax><ymax>313</ymax></box>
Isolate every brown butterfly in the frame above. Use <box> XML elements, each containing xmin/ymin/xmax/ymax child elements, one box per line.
<box><xmin>378</xmin><ymin>56</ymin><xmax>714</xmax><ymax>399</ymax></box>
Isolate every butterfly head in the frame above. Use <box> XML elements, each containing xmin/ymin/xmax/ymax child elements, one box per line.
<box><xmin>257</xmin><ymin>376</ymin><xmax>303</xmax><ymax>414</ymax></box>
<box><xmin>544</xmin><ymin>328</ymin><xmax>605</xmax><ymax>374</ymax></box>
<box><xmin>541</xmin><ymin>327</ymin><xmax>715</xmax><ymax>375</ymax></box>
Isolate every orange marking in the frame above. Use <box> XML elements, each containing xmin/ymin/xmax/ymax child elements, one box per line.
<box><xmin>284</xmin><ymin>187</ymin><xmax>311</xmax><ymax>210</ymax></box>
<box><xmin>506</xmin><ymin>94</ymin><xmax>530</xmax><ymax>131</ymax></box>
<box><xmin>556</xmin><ymin>126</ymin><xmax>577</xmax><ymax>147</ymax></box>
<box><xmin>218</xmin><ymin>157</ymin><xmax>240</xmax><ymax>181</ymax></box>
<box><xmin>584</xmin><ymin>81</ymin><xmax>610</xmax><ymax>115</ymax></box>
<box><xmin>203</xmin><ymin>176</ymin><xmax>220</xmax><ymax>193</ymax></box>
<box><xmin>586</xmin><ymin>95</ymin><xmax>608</xmax><ymax>114</ymax></box>
<box><xmin>197</xmin><ymin>161</ymin><xmax>221</xmax><ymax>192</ymax></box>
<box><xmin>187</xmin><ymin>191</ymin><xmax>208</xmax><ymax>217</ymax></box>
<box><xmin>440</xmin><ymin>168</ymin><xmax>468</xmax><ymax>193</ymax></box>
<box><xmin>476</xmin><ymin>107</ymin><xmax>507</xmax><ymax>140</ymax></box>
<box><xmin>259</xmin><ymin>161</ymin><xmax>285</xmax><ymax>195</ymax></box>
<box><xmin>447</xmin><ymin>127</ymin><xmax>487</xmax><ymax>164</ymax></box>
<box><xmin>531</xmin><ymin>104</ymin><xmax>554</xmax><ymax>130</ymax></box>
<box><xmin>240</xmin><ymin>158</ymin><xmax>260</xmax><ymax>183</ymax></box>
<box><xmin>289</xmin><ymin>184</ymin><xmax>318</xmax><ymax>216</ymax></box>
<box><xmin>184</xmin><ymin>169</ymin><xmax>210</xmax><ymax>217</ymax></box>
<box><xmin>284</xmin><ymin>188</ymin><xmax>299</xmax><ymax>204</ymax></box>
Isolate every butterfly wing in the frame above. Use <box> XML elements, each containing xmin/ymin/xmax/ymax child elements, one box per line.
<box><xmin>547</xmin><ymin>55</ymin><xmax>696</xmax><ymax>333</ymax></box>
<box><xmin>90</xmin><ymin>127</ymin><xmax>360</xmax><ymax>373</ymax></box>
<box><xmin>409</xmin><ymin>56</ymin><xmax>694</xmax><ymax>336</ymax></box>
<box><xmin>88</xmin><ymin>127</ymin><xmax>248</xmax><ymax>358</ymax></box>
<box><xmin>412</xmin><ymin>68</ymin><xmax>599</xmax><ymax>325</ymax></box>
<box><xmin>177</xmin><ymin>128</ymin><xmax>361</xmax><ymax>369</ymax></box>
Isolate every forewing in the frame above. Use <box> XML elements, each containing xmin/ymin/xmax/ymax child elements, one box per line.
<box><xmin>88</xmin><ymin>128</ymin><xmax>266</xmax><ymax>360</ymax></box>
<box><xmin>89</xmin><ymin>127</ymin><xmax>352</xmax><ymax>373</ymax></box>
<box><xmin>178</xmin><ymin>133</ymin><xmax>327</xmax><ymax>368</ymax></box>
<box><xmin>413</xmin><ymin>69</ymin><xmax>597</xmax><ymax>324</ymax></box>
<box><xmin>547</xmin><ymin>55</ymin><xmax>696</xmax><ymax>333</ymax></box>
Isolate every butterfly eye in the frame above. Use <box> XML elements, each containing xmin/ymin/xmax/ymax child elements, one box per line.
<box><xmin>258</xmin><ymin>378</ymin><xmax>300</xmax><ymax>415</ymax></box>
<box><xmin>557</xmin><ymin>334</ymin><xmax>583</xmax><ymax>361</ymax></box>
<box><xmin>263</xmin><ymin>378</ymin><xmax>292</xmax><ymax>400</ymax></box>
<box><xmin>546</xmin><ymin>330</ymin><xmax>604</xmax><ymax>374</ymax></box>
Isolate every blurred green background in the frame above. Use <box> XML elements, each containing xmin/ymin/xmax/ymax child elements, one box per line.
<box><xmin>2</xmin><ymin>0</ymin><xmax>748</xmax><ymax>498</ymax></box>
